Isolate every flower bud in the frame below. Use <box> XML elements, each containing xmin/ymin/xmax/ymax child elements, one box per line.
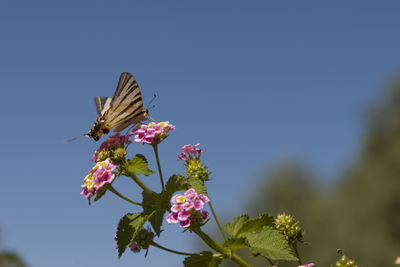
<box><xmin>92</xmin><ymin>133</ymin><xmax>131</xmax><ymax>163</ymax></box>
<box><xmin>274</xmin><ymin>213</ymin><xmax>304</xmax><ymax>244</ymax></box>
<box><xmin>134</xmin><ymin>228</ymin><xmax>154</xmax><ymax>250</ymax></box>
<box><xmin>185</xmin><ymin>158</ymin><xmax>211</xmax><ymax>182</ymax></box>
<box><xmin>335</xmin><ymin>255</ymin><xmax>358</xmax><ymax>267</ymax></box>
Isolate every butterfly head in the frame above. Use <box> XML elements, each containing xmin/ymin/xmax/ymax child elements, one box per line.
<box><xmin>85</xmin><ymin>118</ymin><xmax>110</xmax><ymax>141</ymax></box>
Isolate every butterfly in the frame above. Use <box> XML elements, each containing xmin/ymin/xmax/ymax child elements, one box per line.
<box><xmin>84</xmin><ymin>72</ymin><xmax>148</xmax><ymax>141</ymax></box>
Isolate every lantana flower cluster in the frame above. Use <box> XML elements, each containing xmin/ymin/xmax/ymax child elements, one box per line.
<box><xmin>131</xmin><ymin>121</ymin><xmax>176</xmax><ymax>145</ymax></box>
<box><xmin>178</xmin><ymin>143</ymin><xmax>211</xmax><ymax>181</ymax></box>
<box><xmin>177</xmin><ymin>143</ymin><xmax>203</xmax><ymax>161</ymax></box>
<box><xmin>166</xmin><ymin>188</ymin><xmax>210</xmax><ymax>228</ymax></box>
<box><xmin>81</xmin><ymin>158</ymin><xmax>116</xmax><ymax>204</ymax></box>
<box><xmin>92</xmin><ymin>133</ymin><xmax>131</xmax><ymax>162</ymax></box>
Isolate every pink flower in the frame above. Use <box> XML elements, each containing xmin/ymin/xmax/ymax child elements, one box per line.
<box><xmin>131</xmin><ymin>121</ymin><xmax>175</xmax><ymax>145</ymax></box>
<box><xmin>198</xmin><ymin>194</ymin><xmax>210</xmax><ymax>203</ymax></box>
<box><xmin>177</xmin><ymin>143</ymin><xmax>203</xmax><ymax>161</ymax></box>
<box><xmin>178</xmin><ymin>209</ymin><xmax>190</xmax><ymax>221</ymax></box>
<box><xmin>166</xmin><ymin>188</ymin><xmax>209</xmax><ymax>228</ymax></box>
<box><xmin>171</xmin><ymin>204</ymin><xmax>181</xmax><ymax>213</ymax></box>
<box><xmin>184</xmin><ymin>188</ymin><xmax>198</xmax><ymax>202</ymax></box>
<box><xmin>171</xmin><ymin>194</ymin><xmax>185</xmax><ymax>204</ymax></box>
<box><xmin>104</xmin><ymin>164</ymin><xmax>116</xmax><ymax>172</ymax></box>
<box><xmin>201</xmin><ymin>211</ymin><xmax>209</xmax><ymax>219</ymax></box>
<box><xmin>179</xmin><ymin>218</ymin><xmax>191</xmax><ymax>228</ymax></box>
<box><xmin>193</xmin><ymin>199</ymin><xmax>205</xmax><ymax>211</ymax></box>
<box><xmin>182</xmin><ymin>201</ymin><xmax>194</xmax><ymax>210</ymax></box>
<box><xmin>81</xmin><ymin>158</ymin><xmax>117</xmax><ymax>204</ymax></box>
<box><xmin>166</xmin><ymin>212</ymin><xmax>179</xmax><ymax>224</ymax></box>
<box><xmin>92</xmin><ymin>133</ymin><xmax>131</xmax><ymax>162</ymax></box>
<box><xmin>299</xmin><ymin>264</ymin><xmax>315</xmax><ymax>267</ymax></box>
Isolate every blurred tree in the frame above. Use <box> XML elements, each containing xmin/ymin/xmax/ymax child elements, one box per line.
<box><xmin>0</xmin><ymin>252</ymin><xmax>26</xmax><ymax>267</ymax></box>
<box><xmin>0</xmin><ymin>228</ymin><xmax>26</xmax><ymax>267</ymax></box>
<box><xmin>218</xmin><ymin>77</ymin><xmax>400</xmax><ymax>266</ymax></box>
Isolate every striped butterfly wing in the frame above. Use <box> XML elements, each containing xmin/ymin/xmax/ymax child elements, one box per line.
<box><xmin>103</xmin><ymin>72</ymin><xmax>146</xmax><ymax>132</ymax></box>
<box><xmin>94</xmin><ymin>96</ymin><xmax>112</xmax><ymax>116</ymax></box>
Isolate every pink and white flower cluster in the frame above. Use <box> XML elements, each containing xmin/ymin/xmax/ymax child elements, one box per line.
<box><xmin>166</xmin><ymin>188</ymin><xmax>210</xmax><ymax>228</ymax></box>
<box><xmin>92</xmin><ymin>133</ymin><xmax>131</xmax><ymax>162</ymax></box>
<box><xmin>81</xmin><ymin>158</ymin><xmax>116</xmax><ymax>204</ymax></box>
<box><xmin>130</xmin><ymin>121</ymin><xmax>176</xmax><ymax>145</ymax></box>
<box><xmin>177</xmin><ymin>143</ymin><xmax>203</xmax><ymax>161</ymax></box>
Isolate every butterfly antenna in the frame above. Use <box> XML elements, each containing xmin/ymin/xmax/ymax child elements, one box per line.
<box><xmin>146</xmin><ymin>93</ymin><xmax>157</xmax><ymax>110</ymax></box>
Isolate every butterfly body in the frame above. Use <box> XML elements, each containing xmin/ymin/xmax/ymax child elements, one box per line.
<box><xmin>86</xmin><ymin>117</ymin><xmax>110</xmax><ymax>141</ymax></box>
<box><xmin>85</xmin><ymin>72</ymin><xmax>148</xmax><ymax>141</ymax></box>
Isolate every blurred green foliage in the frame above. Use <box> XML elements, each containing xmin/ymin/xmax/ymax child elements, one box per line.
<box><xmin>222</xmin><ymin>78</ymin><xmax>400</xmax><ymax>266</ymax></box>
<box><xmin>0</xmin><ymin>252</ymin><xmax>26</xmax><ymax>267</ymax></box>
<box><xmin>0</xmin><ymin>229</ymin><xmax>26</xmax><ymax>267</ymax></box>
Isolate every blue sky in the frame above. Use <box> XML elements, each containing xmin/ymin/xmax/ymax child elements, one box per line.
<box><xmin>1</xmin><ymin>1</ymin><xmax>400</xmax><ymax>266</ymax></box>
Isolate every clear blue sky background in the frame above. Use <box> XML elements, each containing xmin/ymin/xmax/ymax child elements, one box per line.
<box><xmin>1</xmin><ymin>1</ymin><xmax>400</xmax><ymax>266</ymax></box>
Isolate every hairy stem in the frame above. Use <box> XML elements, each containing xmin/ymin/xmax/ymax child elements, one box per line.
<box><xmin>193</xmin><ymin>228</ymin><xmax>251</xmax><ymax>267</ymax></box>
<box><xmin>292</xmin><ymin>243</ymin><xmax>302</xmax><ymax>265</ymax></box>
<box><xmin>150</xmin><ymin>241</ymin><xmax>196</xmax><ymax>256</ymax></box>
<box><xmin>125</xmin><ymin>171</ymin><xmax>154</xmax><ymax>197</ymax></box>
<box><xmin>108</xmin><ymin>185</ymin><xmax>142</xmax><ymax>206</ymax></box>
<box><xmin>266</xmin><ymin>257</ymin><xmax>275</xmax><ymax>266</ymax></box>
<box><xmin>208</xmin><ymin>201</ymin><xmax>227</xmax><ymax>241</ymax></box>
<box><xmin>152</xmin><ymin>144</ymin><xmax>165</xmax><ymax>191</ymax></box>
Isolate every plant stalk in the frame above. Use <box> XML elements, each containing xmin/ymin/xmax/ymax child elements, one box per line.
<box><xmin>108</xmin><ymin>185</ymin><xmax>142</xmax><ymax>206</ymax></box>
<box><xmin>292</xmin><ymin>243</ymin><xmax>302</xmax><ymax>265</ymax></box>
<box><xmin>125</xmin><ymin>171</ymin><xmax>154</xmax><ymax>197</ymax></box>
<box><xmin>208</xmin><ymin>201</ymin><xmax>227</xmax><ymax>241</ymax></box>
<box><xmin>150</xmin><ymin>241</ymin><xmax>196</xmax><ymax>256</ymax></box>
<box><xmin>193</xmin><ymin>228</ymin><xmax>251</xmax><ymax>267</ymax></box>
<box><xmin>152</xmin><ymin>144</ymin><xmax>165</xmax><ymax>191</ymax></box>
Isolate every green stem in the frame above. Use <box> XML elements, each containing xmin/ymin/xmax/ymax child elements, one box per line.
<box><xmin>124</xmin><ymin>170</ymin><xmax>154</xmax><ymax>197</ymax></box>
<box><xmin>208</xmin><ymin>201</ymin><xmax>227</xmax><ymax>241</ymax></box>
<box><xmin>108</xmin><ymin>185</ymin><xmax>142</xmax><ymax>206</ymax></box>
<box><xmin>150</xmin><ymin>241</ymin><xmax>196</xmax><ymax>256</ymax></box>
<box><xmin>193</xmin><ymin>228</ymin><xmax>251</xmax><ymax>267</ymax></box>
<box><xmin>266</xmin><ymin>258</ymin><xmax>275</xmax><ymax>266</ymax></box>
<box><xmin>292</xmin><ymin>243</ymin><xmax>302</xmax><ymax>265</ymax></box>
<box><xmin>152</xmin><ymin>144</ymin><xmax>165</xmax><ymax>191</ymax></box>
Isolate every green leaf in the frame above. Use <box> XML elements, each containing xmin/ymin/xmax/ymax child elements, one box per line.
<box><xmin>183</xmin><ymin>251</ymin><xmax>223</xmax><ymax>267</ymax></box>
<box><xmin>224</xmin><ymin>214</ymin><xmax>249</xmax><ymax>238</ymax></box>
<box><xmin>116</xmin><ymin>212</ymin><xmax>154</xmax><ymax>258</ymax></box>
<box><xmin>142</xmin><ymin>191</ymin><xmax>169</xmax><ymax>236</ymax></box>
<box><xmin>93</xmin><ymin>183</ymin><xmax>110</xmax><ymax>202</ymax></box>
<box><xmin>244</xmin><ymin>226</ymin><xmax>297</xmax><ymax>261</ymax></box>
<box><xmin>187</xmin><ymin>176</ymin><xmax>207</xmax><ymax>195</ymax></box>
<box><xmin>125</xmin><ymin>154</ymin><xmax>155</xmax><ymax>176</ymax></box>
<box><xmin>164</xmin><ymin>174</ymin><xmax>190</xmax><ymax>203</ymax></box>
<box><xmin>236</xmin><ymin>212</ymin><xmax>274</xmax><ymax>237</ymax></box>
<box><xmin>223</xmin><ymin>238</ymin><xmax>248</xmax><ymax>251</ymax></box>
<box><xmin>166</xmin><ymin>174</ymin><xmax>190</xmax><ymax>194</ymax></box>
<box><xmin>224</xmin><ymin>213</ymin><xmax>274</xmax><ymax>238</ymax></box>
